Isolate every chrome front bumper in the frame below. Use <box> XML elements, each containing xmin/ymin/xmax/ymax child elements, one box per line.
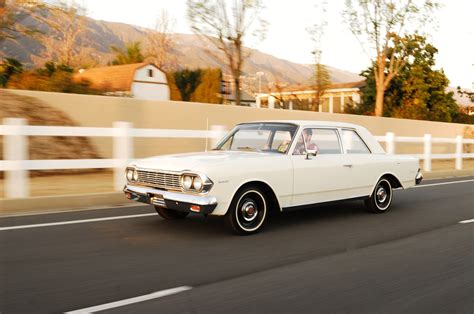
<box><xmin>123</xmin><ymin>184</ymin><xmax>218</xmax><ymax>214</ymax></box>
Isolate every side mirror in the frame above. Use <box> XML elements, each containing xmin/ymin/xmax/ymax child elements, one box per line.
<box><xmin>305</xmin><ymin>149</ymin><xmax>318</xmax><ymax>159</ymax></box>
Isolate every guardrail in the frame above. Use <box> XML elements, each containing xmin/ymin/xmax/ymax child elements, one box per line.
<box><xmin>1</xmin><ymin>118</ymin><xmax>473</xmax><ymax>199</ymax></box>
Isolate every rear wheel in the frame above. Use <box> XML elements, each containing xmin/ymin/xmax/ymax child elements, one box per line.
<box><xmin>154</xmin><ymin>206</ymin><xmax>189</xmax><ymax>220</ymax></box>
<box><xmin>225</xmin><ymin>186</ymin><xmax>268</xmax><ymax>235</ymax></box>
<box><xmin>365</xmin><ymin>178</ymin><xmax>393</xmax><ymax>213</ymax></box>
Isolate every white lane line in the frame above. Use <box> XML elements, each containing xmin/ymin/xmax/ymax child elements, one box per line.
<box><xmin>0</xmin><ymin>213</ymin><xmax>157</xmax><ymax>231</ymax></box>
<box><xmin>0</xmin><ymin>203</ymin><xmax>148</xmax><ymax>219</ymax></box>
<box><xmin>65</xmin><ymin>286</ymin><xmax>192</xmax><ymax>313</ymax></box>
<box><xmin>412</xmin><ymin>179</ymin><xmax>474</xmax><ymax>188</ymax></box>
<box><xmin>458</xmin><ymin>219</ymin><xmax>474</xmax><ymax>224</ymax></box>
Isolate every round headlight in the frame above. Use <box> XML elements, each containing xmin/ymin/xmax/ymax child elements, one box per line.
<box><xmin>133</xmin><ymin>169</ymin><xmax>138</xmax><ymax>181</ymax></box>
<box><xmin>193</xmin><ymin>176</ymin><xmax>203</xmax><ymax>191</ymax></box>
<box><xmin>126</xmin><ymin>169</ymin><xmax>133</xmax><ymax>181</ymax></box>
<box><xmin>182</xmin><ymin>175</ymin><xmax>193</xmax><ymax>190</ymax></box>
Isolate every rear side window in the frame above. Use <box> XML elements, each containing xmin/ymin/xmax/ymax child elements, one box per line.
<box><xmin>341</xmin><ymin>129</ymin><xmax>370</xmax><ymax>154</ymax></box>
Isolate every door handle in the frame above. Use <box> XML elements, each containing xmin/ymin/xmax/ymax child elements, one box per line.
<box><xmin>343</xmin><ymin>164</ymin><xmax>353</xmax><ymax>168</ymax></box>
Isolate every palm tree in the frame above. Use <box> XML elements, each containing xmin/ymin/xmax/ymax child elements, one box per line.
<box><xmin>110</xmin><ymin>41</ymin><xmax>144</xmax><ymax>65</ymax></box>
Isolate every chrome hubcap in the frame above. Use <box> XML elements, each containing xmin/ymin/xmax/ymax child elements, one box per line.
<box><xmin>241</xmin><ymin>200</ymin><xmax>258</xmax><ymax>222</ymax></box>
<box><xmin>376</xmin><ymin>187</ymin><xmax>387</xmax><ymax>203</ymax></box>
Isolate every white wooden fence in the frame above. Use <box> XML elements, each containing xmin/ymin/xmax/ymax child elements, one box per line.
<box><xmin>1</xmin><ymin>118</ymin><xmax>473</xmax><ymax>199</ymax></box>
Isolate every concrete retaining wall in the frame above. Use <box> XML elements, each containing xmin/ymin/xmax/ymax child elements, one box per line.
<box><xmin>8</xmin><ymin>89</ymin><xmax>473</xmax><ymax>157</ymax></box>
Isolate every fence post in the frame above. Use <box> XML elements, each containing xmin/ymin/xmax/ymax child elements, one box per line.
<box><xmin>4</xmin><ymin>118</ymin><xmax>29</xmax><ymax>198</ymax></box>
<box><xmin>423</xmin><ymin>134</ymin><xmax>432</xmax><ymax>172</ymax></box>
<box><xmin>455</xmin><ymin>135</ymin><xmax>463</xmax><ymax>170</ymax></box>
<box><xmin>113</xmin><ymin>121</ymin><xmax>133</xmax><ymax>191</ymax></box>
<box><xmin>385</xmin><ymin>132</ymin><xmax>395</xmax><ymax>154</ymax></box>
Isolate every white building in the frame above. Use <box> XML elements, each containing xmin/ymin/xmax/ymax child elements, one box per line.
<box><xmin>75</xmin><ymin>63</ymin><xmax>170</xmax><ymax>101</ymax></box>
<box><xmin>255</xmin><ymin>81</ymin><xmax>364</xmax><ymax>113</ymax></box>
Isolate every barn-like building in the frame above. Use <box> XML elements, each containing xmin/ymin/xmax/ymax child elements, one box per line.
<box><xmin>75</xmin><ymin>63</ymin><xmax>170</xmax><ymax>101</ymax></box>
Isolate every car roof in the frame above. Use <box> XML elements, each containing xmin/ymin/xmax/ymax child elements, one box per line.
<box><xmin>241</xmin><ymin>120</ymin><xmax>361</xmax><ymax>129</ymax></box>
<box><xmin>239</xmin><ymin>120</ymin><xmax>386</xmax><ymax>154</ymax></box>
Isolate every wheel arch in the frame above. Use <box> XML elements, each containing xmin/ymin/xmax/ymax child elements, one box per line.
<box><xmin>371</xmin><ymin>172</ymin><xmax>403</xmax><ymax>193</ymax></box>
<box><xmin>230</xmin><ymin>180</ymin><xmax>282</xmax><ymax>213</ymax></box>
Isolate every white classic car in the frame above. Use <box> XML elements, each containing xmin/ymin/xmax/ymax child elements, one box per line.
<box><xmin>124</xmin><ymin>120</ymin><xmax>423</xmax><ymax>235</ymax></box>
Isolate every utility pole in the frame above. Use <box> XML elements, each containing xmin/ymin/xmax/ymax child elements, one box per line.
<box><xmin>256</xmin><ymin>71</ymin><xmax>264</xmax><ymax>94</ymax></box>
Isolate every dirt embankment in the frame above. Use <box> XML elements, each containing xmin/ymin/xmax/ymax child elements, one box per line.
<box><xmin>0</xmin><ymin>89</ymin><xmax>102</xmax><ymax>177</ymax></box>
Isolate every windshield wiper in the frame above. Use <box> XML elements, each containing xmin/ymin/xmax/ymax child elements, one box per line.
<box><xmin>236</xmin><ymin>146</ymin><xmax>260</xmax><ymax>152</ymax></box>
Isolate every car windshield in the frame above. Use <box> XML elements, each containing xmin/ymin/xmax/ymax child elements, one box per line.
<box><xmin>215</xmin><ymin>123</ymin><xmax>298</xmax><ymax>154</ymax></box>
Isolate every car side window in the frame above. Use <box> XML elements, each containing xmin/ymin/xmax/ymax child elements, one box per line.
<box><xmin>312</xmin><ymin>129</ymin><xmax>341</xmax><ymax>154</ymax></box>
<box><xmin>341</xmin><ymin>129</ymin><xmax>370</xmax><ymax>154</ymax></box>
<box><xmin>271</xmin><ymin>130</ymin><xmax>292</xmax><ymax>153</ymax></box>
<box><xmin>293</xmin><ymin>128</ymin><xmax>341</xmax><ymax>155</ymax></box>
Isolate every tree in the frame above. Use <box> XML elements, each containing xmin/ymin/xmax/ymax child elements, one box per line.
<box><xmin>145</xmin><ymin>9</ymin><xmax>176</xmax><ymax>71</ymax></box>
<box><xmin>174</xmin><ymin>69</ymin><xmax>202</xmax><ymax>101</ymax></box>
<box><xmin>457</xmin><ymin>87</ymin><xmax>474</xmax><ymax>103</ymax></box>
<box><xmin>353</xmin><ymin>34</ymin><xmax>459</xmax><ymax>122</ymax></box>
<box><xmin>187</xmin><ymin>0</ymin><xmax>267</xmax><ymax>106</ymax></box>
<box><xmin>311</xmin><ymin>58</ymin><xmax>331</xmax><ymax>112</ymax></box>
<box><xmin>0</xmin><ymin>58</ymin><xmax>23</xmax><ymax>86</ymax></box>
<box><xmin>307</xmin><ymin>0</ymin><xmax>331</xmax><ymax>111</ymax></box>
<box><xmin>110</xmin><ymin>42</ymin><xmax>145</xmax><ymax>65</ymax></box>
<box><xmin>41</xmin><ymin>1</ymin><xmax>87</xmax><ymax>68</ymax></box>
<box><xmin>343</xmin><ymin>0</ymin><xmax>439</xmax><ymax>116</ymax></box>
<box><xmin>7</xmin><ymin>62</ymin><xmax>99</xmax><ymax>94</ymax></box>
<box><xmin>191</xmin><ymin>68</ymin><xmax>223</xmax><ymax>104</ymax></box>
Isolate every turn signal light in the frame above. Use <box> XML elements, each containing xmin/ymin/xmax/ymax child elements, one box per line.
<box><xmin>190</xmin><ymin>205</ymin><xmax>201</xmax><ymax>212</ymax></box>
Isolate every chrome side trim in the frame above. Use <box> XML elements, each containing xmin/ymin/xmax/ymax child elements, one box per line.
<box><xmin>125</xmin><ymin>184</ymin><xmax>218</xmax><ymax>206</ymax></box>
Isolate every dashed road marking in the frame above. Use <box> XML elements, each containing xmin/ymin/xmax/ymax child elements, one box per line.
<box><xmin>458</xmin><ymin>219</ymin><xmax>474</xmax><ymax>224</ymax></box>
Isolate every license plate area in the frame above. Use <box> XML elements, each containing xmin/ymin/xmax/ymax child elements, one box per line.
<box><xmin>149</xmin><ymin>194</ymin><xmax>166</xmax><ymax>207</ymax></box>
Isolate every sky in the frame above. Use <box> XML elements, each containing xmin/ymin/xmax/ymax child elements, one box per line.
<box><xmin>82</xmin><ymin>0</ymin><xmax>473</xmax><ymax>88</ymax></box>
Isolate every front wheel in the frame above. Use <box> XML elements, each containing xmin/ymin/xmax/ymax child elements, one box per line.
<box><xmin>154</xmin><ymin>206</ymin><xmax>189</xmax><ymax>220</ymax></box>
<box><xmin>365</xmin><ymin>178</ymin><xmax>393</xmax><ymax>213</ymax></box>
<box><xmin>225</xmin><ymin>187</ymin><xmax>268</xmax><ymax>235</ymax></box>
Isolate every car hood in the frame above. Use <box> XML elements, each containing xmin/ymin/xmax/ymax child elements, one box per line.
<box><xmin>131</xmin><ymin>151</ymin><xmax>280</xmax><ymax>173</ymax></box>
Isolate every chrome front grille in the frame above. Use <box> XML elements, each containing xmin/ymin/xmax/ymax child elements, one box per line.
<box><xmin>136</xmin><ymin>170</ymin><xmax>181</xmax><ymax>190</ymax></box>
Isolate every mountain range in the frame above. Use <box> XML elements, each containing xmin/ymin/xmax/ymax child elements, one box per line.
<box><xmin>0</xmin><ymin>13</ymin><xmax>362</xmax><ymax>86</ymax></box>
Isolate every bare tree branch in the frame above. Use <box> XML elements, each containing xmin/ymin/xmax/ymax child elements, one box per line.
<box><xmin>187</xmin><ymin>0</ymin><xmax>266</xmax><ymax>106</ymax></box>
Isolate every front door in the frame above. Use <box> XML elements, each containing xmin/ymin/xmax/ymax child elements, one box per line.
<box><xmin>290</xmin><ymin>128</ymin><xmax>352</xmax><ymax>206</ymax></box>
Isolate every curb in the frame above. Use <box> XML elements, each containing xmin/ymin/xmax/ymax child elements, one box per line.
<box><xmin>1</xmin><ymin>171</ymin><xmax>473</xmax><ymax>218</ymax></box>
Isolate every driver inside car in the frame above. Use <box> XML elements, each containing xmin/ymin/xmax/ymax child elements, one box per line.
<box><xmin>293</xmin><ymin>128</ymin><xmax>319</xmax><ymax>155</ymax></box>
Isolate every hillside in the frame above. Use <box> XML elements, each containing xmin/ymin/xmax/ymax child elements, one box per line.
<box><xmin>0</xmin><ymin>13</ymin><xmax>362</xmax><ymax>85</ymax></box>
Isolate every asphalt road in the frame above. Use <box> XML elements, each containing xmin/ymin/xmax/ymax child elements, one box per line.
<box><xmin>0</xmin><ymin>177</ymin><xmax>473</xmax><ymax>313</ymax></box>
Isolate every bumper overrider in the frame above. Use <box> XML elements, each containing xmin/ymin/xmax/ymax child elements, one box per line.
<box><xmin>123</xmin><ymin>184</ymin><xmax>218</xmax><ymax>214</ymax></box>
<box><xmin>415</xmin><ymin>168</ymin><xmax>423</xmax><ymax>185</ymax></box>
